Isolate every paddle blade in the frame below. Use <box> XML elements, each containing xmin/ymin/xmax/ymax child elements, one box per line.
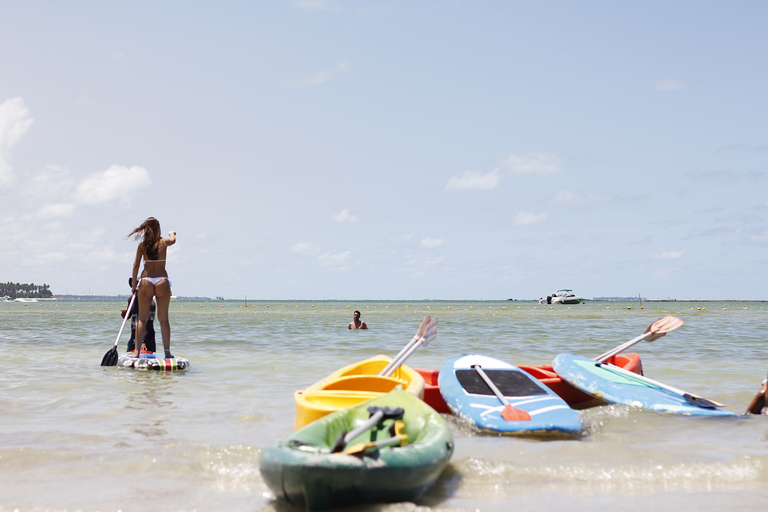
<box><xmin>420</xmin><ymin>317</ymin><xmax>438</xmax><ymax>347</ymax></box>
<box><xmin>683</xmin><ymin>393</ymin><xmax>723</xmax><ymax>409</ymax></box>
<box><xmin>645</xmin><ymin>315</ymin><xmax>684</xmax><ymax>342</ymax></box>
<box><xmin>101</xmin><ymin>347</ymin><xmax>118</xmax><ymax>367</ymax></box>
<box><xmin>501</xmin><ymin>405</ymin><xmax>532</xmax><ymax>421</ymax></box>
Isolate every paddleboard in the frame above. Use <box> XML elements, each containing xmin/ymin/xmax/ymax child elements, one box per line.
<box><xmin>438</xmin><ymin>354</ymin><xmax>582</xmax><ymax>437</ymax></box>
<box><xmin>117</xmin><ymin>353</ymin><xmax>190</xmax><ymax>371</ymax></box>
<box><xmin>552</xmin><ymin>353</ymin><xmax>736</xmax><ymax>417</ymax></box>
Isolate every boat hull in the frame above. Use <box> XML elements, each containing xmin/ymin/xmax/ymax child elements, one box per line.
<box><xmin>293</xmin><ymin>355</ymin><xmax>425</xmax><ymax>430</ymax></box>
<box><xmin>261</xmin><ymin>389</ymin><xmax>453</xmax><ymax>511</ymax></box>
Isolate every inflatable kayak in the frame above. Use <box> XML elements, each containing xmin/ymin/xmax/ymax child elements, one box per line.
<box><xmin>117</xmin><ymin>353</ymin><xmax>190</xmax><ymax>371</ymax></box>
<box><xmin>552</xmin><ymin>353</ymin><xmax>736</xmax><ymax>417</ymax></box>
<box><xmin>293</xmin><ymin>355</ymin><xmax>425</xmax><ymax>430</ymax></box>
<box><xmin>261</xmin><ymin>388</ymin><xmax>453</xmax><ymax>511</ymax></box>
<box><xmin>439</xmin><ymin>354</ymin><xmax>582</xmax><ymax>437</ymax></box>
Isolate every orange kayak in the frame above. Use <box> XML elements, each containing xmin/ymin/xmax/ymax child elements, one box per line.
<box><xmin>417</xmin><ymin>353</ymin><xmax>643</xmax><ymax>411</ymax></box>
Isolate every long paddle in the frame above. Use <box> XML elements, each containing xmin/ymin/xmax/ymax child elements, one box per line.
<box><xmin>379</xmin><ymin>316</ymin><xmax>438</xmax><ymax>378</ymax></box>
<box><xmin>596</xmin><ymin>361</ymin><xmax>725</xmax><ymax>409</ymax></box>
<box><xmin>472</xmin><ymin>364</ymin><xmax>532</xmax><ymax>421</ymax></box>
<box><xmin>101</xmin><ymin>291</ymin><xmax>137</xmax><ymax>366</ymax></box>
<box><xmin>594</xmin><ymin>315</ymin><xmax>684</xmax><ymax>362</ymax></box>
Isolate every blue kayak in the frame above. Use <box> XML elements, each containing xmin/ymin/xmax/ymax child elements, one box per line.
<box><xmin>438</xmin><ymin>354</ymin><xmax>582</xmax><ymax>437</ymax></box>
<box><xmin>552</xmin><ymin>353</ymin><xmax>736</xmax><ymax>417</ymax></box>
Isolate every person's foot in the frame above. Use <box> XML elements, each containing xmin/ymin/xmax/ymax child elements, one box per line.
<box><xmin>164</xmin><ymin>351</ymin><xmax>174</xmax><ymax>359</ymax></box>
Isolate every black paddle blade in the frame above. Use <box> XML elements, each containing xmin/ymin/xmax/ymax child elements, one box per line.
<box><xmin>683</xmin><ymin>393</ymin><xmax>719</xmax><ymax>409</ymax></box>
<box><xmin>101</xmin><ymin>347</ymin><xmax>118</xmax><ymax>367</ymax></box>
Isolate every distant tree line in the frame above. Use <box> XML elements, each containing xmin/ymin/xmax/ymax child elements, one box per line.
<box><xmin>1</xmin><ymin>282</ymin><xmax>53</xmax><ymax>298</ymax></box>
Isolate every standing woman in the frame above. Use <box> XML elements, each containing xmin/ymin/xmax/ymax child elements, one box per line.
<box><xmin>126</xmin><ymin>217</ymin><xmax>176</xmax><ymax>358</ymax></box>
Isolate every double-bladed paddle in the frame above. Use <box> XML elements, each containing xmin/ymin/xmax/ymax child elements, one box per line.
<box><xmin>101</xmin><ymin>292</ymin><xmax>137</xmax><ymax>366</ymax></box>
<box><xmin>379</xmin><ymin>316</ymin><xmax>438</xmax><ymax>378</ymax></box>
<box><xmin>472</xmin><ymin>364</ymin><xmax>532</xmax><ymax>421</ymax></box>
<box><xmin>594</xmin><ymin>315</ymin><xmax>684</xmax><ymax>363</ymax></box>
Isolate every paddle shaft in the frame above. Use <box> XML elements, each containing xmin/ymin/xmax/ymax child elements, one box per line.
<box><xmin>594</xmin><ymin>331</ymin><xmax>653</xmax><ymax>362</ymax></box>
<box><xmin>112</xmin><ymin>292</ymin><xmax>138</xmax><ymax>349</ymax></box>
<box><xmin>379</xmin><ymin>335</ymin><xmax>421</xmax><ymax>377</ymax></box>
<box><xmin>600</xmin><ymin>362</ymin><xmax>723</xmax><ymax>406</ymax></box>
<box><xmin>472</xmin><ymin>365</ymin><xmax>512</xmax><ymax>408</ymax></box>
<box><xmin>342</xmin><ymin>410</ymin><xmax>384</xmax><ymax>445</ymax></box>
<box><xmin>593</xmin><ymin>316</ymin><xmax>684</xmax><ymax>362</ymax></box>
<box><xmin>380</xmin><ymin>316</ymin><xmax>438</xmax><ymax>378</ymax></box>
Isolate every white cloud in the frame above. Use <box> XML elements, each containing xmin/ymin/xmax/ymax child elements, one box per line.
<box><xmin>500</xmin><ymin>152</ymin><xmax>565</xmax><ymax>175</ymax></box>
<box><xmin>512</xmin><ymin>212</ymin><xmax>548</xmax><ymax>226</ymax></box>
<box><xmin>0</xmin><ymin>97</ymin><xmax>33</xmax><ymax>148</ymax></box>
<box><xmin>37</xmin><ymin>203</ymin><xmax>75</xmax><ymax>219</ymax></box>
<box><xmin>291</xmin><ymin>241</ymin><xmax>351</xmax><ymax>270</ymax></box>
<box><xmin>553</xmin><ymin>189</ymin><xmax>609</xmax><ymax>204</ymax></box>
<box><xmin>317</xmin><ymin>250</ymin><xmax>351</xmax><ymax>266</ymax></box>
<box><xmin>420</xmin><ymin>238</ymin><xmax>446</xmax><ymax>249</ymax></box>
<box><xmin>291</xmin><ymin>242</ymin><xmax>321</xmax><ymax>255</ymax></box>
<box><xmin>445</xmin><ymin>169</ymin><xmax>501</xmax><ymax>191</ymax></box>
<box><xmin>74</xmin><ymin>165</ymin><xmax>151</xmax><ymax>205</ymax></box>
<box><xmin>332</xmin><ymin>209</ymin><xmax>358</xmax><ymax>223</ymax></box>
<box><xmin>0</xmin><ymin>97</ymin><xmax>34</xmax><ymax>188</ymax></box>
<box><xmin>651</xmin><ymin>250</ymin><xmax>685</xmax><ymax>260</ymax></box>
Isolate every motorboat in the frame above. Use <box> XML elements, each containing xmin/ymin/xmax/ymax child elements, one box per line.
<box><xmin>548</xmin><ymin>289</ymin><xmax>586</xmax><ymax>304</ymax></box>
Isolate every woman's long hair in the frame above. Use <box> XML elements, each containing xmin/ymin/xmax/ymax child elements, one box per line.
<box><xmin>126</xmin><ymin>217</ymin><xmax>161</xmax><ymax>259</ymax></box>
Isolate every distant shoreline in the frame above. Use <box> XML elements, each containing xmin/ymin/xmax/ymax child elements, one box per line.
<box><xmin>16</xmin><ymin>296</ymin><xmax>768</xmax><ymax>303</ymax></box>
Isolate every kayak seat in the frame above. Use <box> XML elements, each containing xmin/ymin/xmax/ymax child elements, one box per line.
<box><xmin>321</xmin><ymin>375</ymin><xmax>408</xmax><ymax>393</ymax></box>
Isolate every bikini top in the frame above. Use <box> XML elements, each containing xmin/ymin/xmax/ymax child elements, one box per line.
<box><xmin>144</xmin><ymin>259</ymin><xmax>166</xmax><ymax>263</ymax></box>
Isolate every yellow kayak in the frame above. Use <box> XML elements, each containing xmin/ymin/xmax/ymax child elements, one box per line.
<box><xmin>293</xmin><ymin>355</ymin><xmax>426</xmax><ymax>430</ymax></box>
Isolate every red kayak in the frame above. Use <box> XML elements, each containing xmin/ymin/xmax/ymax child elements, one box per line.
<box><xmin>416</xmin><ymin>353</ymin><xmax>643</xmax><ymax>411</ymax></box>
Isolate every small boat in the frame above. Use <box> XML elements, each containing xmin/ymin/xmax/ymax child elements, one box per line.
<box><xmin>293</xmin><ymin>355</ymin><xmax>425</xmax><ymax>430</ymax></box>
<box><xmin>519</xmin><ymin>353</ymin><xmax>643</xmax><ymax>409</ymax></box>
<box><xmin>439</xmin><ymin>354</ymin><xmax>583</xmax><ymax>437</ymax></box>
<box><xmin>117</xmin><ymin>352</ymin><xmax>190</xmax><ymax>371</ymax></box>
<box><xmin>260</xmin><ymin>388</ymin><xmax>453</xmax><ymax>511</ymax></box>
<box><xmin>548</xmin><ymin>289</ymin><xmax>586</xmax><ymax>304</ymax></box>
<box><xmin>552</xmin><ymin>353</ymin><xmax>736</xmax><ymax>417</ymax></box>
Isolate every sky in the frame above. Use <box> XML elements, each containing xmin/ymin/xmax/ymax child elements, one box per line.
<box><xmin>1</xmin><ymin>1</ymin><xmax>766</xmax><ymax>300</ymax></box>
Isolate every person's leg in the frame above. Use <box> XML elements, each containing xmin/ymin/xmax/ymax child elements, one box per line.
<box><xmin>155</xmin><ymin>280</ymin><xmax>172</xmax><ymax>357</ymax></box>
<box><xmin>135</xmin><ymin>283</ymin><xmax>155</xmax><ymax>356</ymax></box>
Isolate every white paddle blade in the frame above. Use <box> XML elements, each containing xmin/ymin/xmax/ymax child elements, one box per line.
<box><xmin>420</xmin><ymin>317</ymin><xmax>438</xmax><ymax>347</ymax></box>
<box><xmin>645</xmin><ymin>315</ymin><xmax>684</xmax><ymax>341</ymax></box>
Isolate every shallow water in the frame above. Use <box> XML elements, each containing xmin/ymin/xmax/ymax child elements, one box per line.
<box><xmin>2</xmin><ymin>299</ymin><xmax>768</xmax><ymax>511</ymax></box>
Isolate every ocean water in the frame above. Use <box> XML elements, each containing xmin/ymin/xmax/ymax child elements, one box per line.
<box><xmin>2</xmin><ymin>299</ymin><xmax>768</xmax><ymax>511</ymax></box>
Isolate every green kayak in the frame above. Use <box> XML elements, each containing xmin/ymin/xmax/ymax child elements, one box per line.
<box><xmin>259</xmin><ymin>388</ymin><xmax>454</xmax><ymax>511</ymax></box>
